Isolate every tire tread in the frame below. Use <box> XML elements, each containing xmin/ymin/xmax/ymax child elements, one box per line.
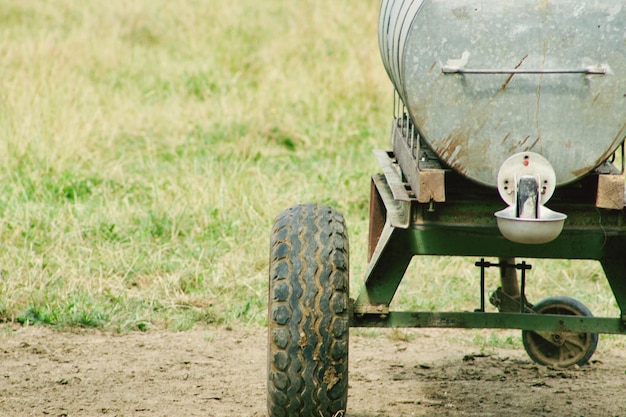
<box><xmin>267</xmin><ymin>204</ymin><xmax>349</xmax><ymax>417</ymax></box>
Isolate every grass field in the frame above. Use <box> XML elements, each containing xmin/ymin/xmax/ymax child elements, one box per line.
<box><xmin>0</xmin><ymin>0</ymin><xmax>622</xmax><ymax>340</ymax></box>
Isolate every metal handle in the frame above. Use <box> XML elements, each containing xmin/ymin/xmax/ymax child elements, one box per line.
<box><xmin>442</xmin><ymin>66</ymin><xmax>607</xmax><ymax>75</ymax></box>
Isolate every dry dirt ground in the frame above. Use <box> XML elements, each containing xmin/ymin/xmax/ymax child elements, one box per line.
<box><xmin>1</xmin><ymin>326</ymin><xmax>625</xmax><ymax>417</ymax></box>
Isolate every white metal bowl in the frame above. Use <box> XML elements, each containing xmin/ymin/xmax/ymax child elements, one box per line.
<box><xmin>494</xmin><ymin>206</ymin><xmax>567</xmax><ymax>244</ymax></box>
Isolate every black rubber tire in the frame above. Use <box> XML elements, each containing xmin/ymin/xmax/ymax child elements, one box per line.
<box><xmin>267</xmin><ymin>204</ymin><xmax>350</xmax><ymax>417</ymax></box>
<box><xmin>522</xmin><ymin>296</ymin><xmax>598</xmax><ymax>367</ymax></box>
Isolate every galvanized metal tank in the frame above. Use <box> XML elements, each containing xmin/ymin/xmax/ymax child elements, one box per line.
<box><xmin>379</xmin><ymin>0</ymin><xmax>626</xmax><ymax>187</ymax></box>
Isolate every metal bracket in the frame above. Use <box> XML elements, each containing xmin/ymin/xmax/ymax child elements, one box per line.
<box><xmin>390</xmin><ymin>122</ymin><xmax>446</xmax><ymax>204</ymax></box>
<box><xmin>442</xmin><ymin>66</ymin><xmax>607</xmax><ymax>75</ymax></box>
<box><xmin>489</xmin><ymin>287</ymin><xmax>534</xmax><ymax>314</ymax></box>
<box><xmin>372</xmin><ymin>150</ymin><xmax>414</xmax><ymax>202</ymax></box>
<box><xmin>475</xmin><ymin>259</ymin><xmax>532</xmax><ymax>314</ymax></box>
<box><xmin>371</xmin><ymin>174</ymin><xmax>411</xmax><ymax>229</ymax></box>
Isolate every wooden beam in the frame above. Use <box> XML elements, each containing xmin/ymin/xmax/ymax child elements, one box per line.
<box><xmin>596</xmin><ymin>174</ymin><xmax>625</xmax><ymax>210</ymax></box>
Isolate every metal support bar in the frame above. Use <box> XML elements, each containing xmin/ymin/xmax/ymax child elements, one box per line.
<box><xmin>355</xmin><ymin>223</ymin><xmax>414</xmax><ymax>308</ymax></box>
<box><xmin>478</xmin><ymin>258</ymin><xmax>486</xmax><ymax>312</ymax></box>
<box><xmin>520</xmin><ymin>262</ymin><xmax>528</xmax><ymax>314</ymax></box>
<box><xmin>600</xmin><ymin>259</ymin><xmax>626</xmax><ymax>322</ymax></box>
<box><xmin>352</xmin><ymin>311</ymin><xmax>626</xmax><ymax>334</ymax></box>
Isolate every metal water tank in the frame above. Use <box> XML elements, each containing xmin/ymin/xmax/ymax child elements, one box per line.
<box><xmin>379</xmin><ymin>0</ymin><xmax>626</xmax><ymax>187</ymax></box>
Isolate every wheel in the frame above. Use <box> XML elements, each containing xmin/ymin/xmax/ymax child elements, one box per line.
<box><xmin>522</xmin><ymin>296</ymin><xmax>598</xmax><ymax>367</ymax></box>
<box><xmin>267</xmin><ymin>204</ymin><xmax>350</xmax><ymax>417</ymax></box>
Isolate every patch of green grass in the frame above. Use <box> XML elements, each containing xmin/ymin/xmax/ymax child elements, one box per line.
<box><xmin>17</xmin><ymin>296</ymin><xmax>110</xmax><ymax>328</ymax></box>
<box><xmin>473</xmin><ymin>331</ymin><xmax>522</xmax><ymax>350</ymax></box>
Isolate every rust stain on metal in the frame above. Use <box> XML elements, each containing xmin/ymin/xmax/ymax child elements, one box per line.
<box><xmin>592</xmin><ymin>93</ymin><xmax>601</xmax><ymax>104</ymax></box>
<box><xmin>501</xmin><ymin>75</ymin><xmax>514</xmax><ymax>90</ymax></box>
<box><xmin>502</xmin><ymin>54</ymin><xmax>529</xmax><ymax>90</ymax></box>
<box><xmin>519</xmin><ymin>135</ymin><xmax>531</xmax><ymax>148</ymax></box>
<box><xmin>528</xmin><ymin>136</ymin><xmax>541</xmax><ymax>151</ymax></box>
<box><xmin>437</xmin><ymin>96</ymin><xmax>500</xmax><ymax>178</ymax></box>
<box><xmin>441</xmin><ymin>131</ymin><xmax>470</xmax><ymax>176</ymax></box>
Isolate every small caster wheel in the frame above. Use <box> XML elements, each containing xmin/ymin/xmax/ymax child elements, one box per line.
<box><xmin>522</xmin><ymin>296</ymin><xmax>598</xmax><ymax>367</ymax></box>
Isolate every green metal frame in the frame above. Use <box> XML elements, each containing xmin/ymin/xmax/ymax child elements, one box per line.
<box><xmin>352</xmin><ymin>159</ymin><xmax>626</xmax><ymax>334</ymax></box>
